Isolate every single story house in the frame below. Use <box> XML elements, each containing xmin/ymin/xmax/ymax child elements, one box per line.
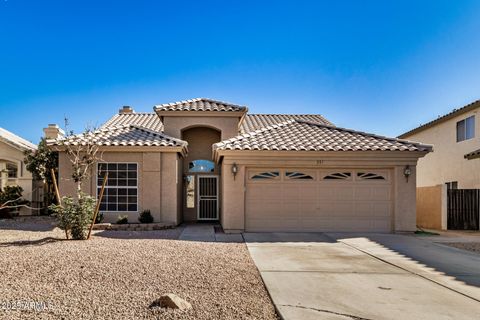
<box><xmin>0</xmin><ymin>127</ymin><xmax>39</xmax><ymax>215</ymax></box>
<box><xmin>47</xmin><ymin>98</ymin><xmax>431</xmax><ymax>233</ymax></box>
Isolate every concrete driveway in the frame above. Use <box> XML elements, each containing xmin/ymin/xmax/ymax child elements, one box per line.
<box><xmin>244</xmin><ymin>233</ymin><xmax>480</xmax><ymax>320</ymax></box>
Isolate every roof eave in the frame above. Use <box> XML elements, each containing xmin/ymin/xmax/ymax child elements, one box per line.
<box><xmin>49</xmin><ymin>144</ymin><xmax>187</xmax><ymax>155</ymax></box>
<box><xmin>0</xmin><ymin>136</ymin><xmax>37</xmax><ymax>152</ymax></box>
<box><xmin>154</xmin><ymin>110</ymin><xmax>247</xmax><ymax>118</ymax></box>
<box><xmin>399</xmin><ymin>100</ymin><xmax>480</xmax><ymax>138</ymax></box>
<box><xmin>464</xmin><ymin>150</ymin><xmax>480</xmax><ymax>160</ymax></box>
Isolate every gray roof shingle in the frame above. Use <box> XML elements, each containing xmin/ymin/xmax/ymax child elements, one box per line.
<box><xmin>154</xmin><ymin>98</ymin><xmax>247</xmax><ymax>112</ymax></box>
<box><xmin>102</xmin><ymin>113</ymin><xmax>163</xmax><ymax>132</ymax></box>
<box><xmin>214</xmin><ymin>120</ymin><xmax>432</xmax><ymax>152</ymax></box>
<box><xmin>48</xmin><ymin>125</ymin><xmax>186</xmax><ymax>148</ymax></box>
<box><xmin>241</xmin><ymin>114</ymin><xmax>333</xmax><ymax>133</ymax></box>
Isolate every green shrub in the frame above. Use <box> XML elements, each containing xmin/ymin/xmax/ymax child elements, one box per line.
<box><xmin>117</xmin><ymin>215</ymin><xmax>128</xmax><ymax>224</ymax></box>
<box><xmin>138</xmin><ymin>210</ymin><xmax>154</xmax><ymax>223</ymax></box>
<box><xmin>49</xmin><ymin>192</ymin><xmax>96</xmax><ymax>240</ymax></box>
<box><xmin>0</xmin><ymin>186</ymin><xmax>29</xmax><ymax>219</ymax></box>
<box><xmin>95</xmin><ymin>212</ymin><xmax>104</xmax><ymax>224</ymax></box>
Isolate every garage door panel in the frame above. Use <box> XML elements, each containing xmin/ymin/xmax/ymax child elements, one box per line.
<box><xmin>317</xmin><ymin>186</ymin><xmax>355</xmax><ymax>200</ymax></box>
<box><xmin>300</xmin><ymin>201</ymin><xmax>318</xmax><ymax>217</ymax></box>
<box><xmin>371</xmin><ymin>202</ymin><xmax>391</xmax><ymax>216</ymax></box>
<box><xmin>247</xmin><ymin>184</ymin><xmax>281</xmax><ymax>199</ymax></box>
<box><xmin>299</xmin><ymin>186</ymin><xmax>317</xmax><ymax>199</ymax></box>
<box><xmin>246</xmin><ymin>168</ymin><xmax>393</xmax><ymax>232</ymax></box>
<box><xmin>247</xmin><ymin>202</ymin><xmax>290</xmax><ymax>217</ymax></box>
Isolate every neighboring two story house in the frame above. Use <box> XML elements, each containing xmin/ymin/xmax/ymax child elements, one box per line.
<box><xmin>399</xmin><ymin>99</ymin><xmax>480</xmax><ymax>189</ymax></box>
<box><xmin>47</xmin><ymin>98</ymin><xmax>431</xmax><ymax>233</ymax></box>
<box><xmin>399</xmin><ymin>99</ymin><xmax>480</xmax><ymax>230</ymax></box>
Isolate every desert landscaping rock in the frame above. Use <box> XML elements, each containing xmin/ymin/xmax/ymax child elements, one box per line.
<box><xmin>152</xmin><ymin>293</ymin><xmax>192</xmax><ymax>310</ymax></box>
<box><xmin>443</xmin><ymin>242</ymin><xmax>480</xmax><ymax>254</ymax></box>
<box><xmin>0</xmin><ymin>219</ymin><xmax>277</xmax><ymax>319</ymax></box>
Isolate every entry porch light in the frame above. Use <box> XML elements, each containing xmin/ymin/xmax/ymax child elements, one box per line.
<box><xmin>231</xmin><ymin>163</ymin><xmax>238</xmax><ymax>180</ymax></box>
<box><xmin>404</xmin><ymin>165</ymin><xmax>411</xmax><ymax>182</ymax></box>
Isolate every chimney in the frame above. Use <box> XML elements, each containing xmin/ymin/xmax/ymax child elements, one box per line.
<box><xmin>119</xmin><ymin>106</ymin><xmax>135</xmax><ymax>114</ymax></box>
<box><xmin>43</xmin><ymin>124</ymin><xmax>65</xmax><ymax>139</ymax></box>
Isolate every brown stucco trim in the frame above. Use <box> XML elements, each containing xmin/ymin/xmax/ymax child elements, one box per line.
<box><xmin>213</xmin><ymin>149</ymin><xmax>430</xmax><ymax>164</ymax></box>
<box><xmin>398</xmin><ymin>99</ymin><xmax>480</xmax><ymax>139</ymax></box>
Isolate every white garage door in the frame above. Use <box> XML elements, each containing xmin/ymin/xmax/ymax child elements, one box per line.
<box><xmin>245</xmin><ymin>169</ymin><xmax>393</xmax><ymax>232</ymax></box>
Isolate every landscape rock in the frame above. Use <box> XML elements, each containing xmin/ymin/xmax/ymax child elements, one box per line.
<box><xmin>152</xmin><ymin>293</ymin><xmax>192</xmax><ymax>310</ymax></box>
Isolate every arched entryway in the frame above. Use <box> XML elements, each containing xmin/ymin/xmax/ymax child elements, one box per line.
<box><xmin>181</xmin><ymin>127</ymin><xmax>221</xmax><ymax>221</ymax></box>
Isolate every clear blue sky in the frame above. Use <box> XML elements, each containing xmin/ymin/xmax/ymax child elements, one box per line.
<box><xmin>1</xmin><ymin>0</ymin><xmax>480</xmax><ymax>143</ymax></box>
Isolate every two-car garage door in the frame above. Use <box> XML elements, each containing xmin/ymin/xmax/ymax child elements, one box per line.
<box><xmin>245</xmin><ymin>168</ymin><xmax>393</xmax><ymax>232</ymax></box>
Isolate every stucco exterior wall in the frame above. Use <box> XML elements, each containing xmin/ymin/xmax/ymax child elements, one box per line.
<box><xmin>393</xmin><ymin>165</ymin><xmax>417</xmax><ymax>231</ymax></box>
<box><xmin>416</xmin><ymin>185</ymin><xmax>447</xmax><ymax>230</ymax></box>
<box><xmin>0</xmin><ymin>141</ymin><xmax>35</xmax><ymax>215</ymax></box>
<box><xmin>181</xmin><ymin>127</ymin><xmax>221</xmax><ymax>221</ymax></box>
<box><xmin>162</xmin><ymin>116</ymin><xmax>240</xmax><ymax>140</ymax></box>
<box><xmin>218</xmin><ymin>152</ymin><xmax>423</xmax><ymax>233</ymax></box>
<box><xmin>58</xmin><ymin>150</ymin><xmax>181</xmax><ymax>224</ymax></box>
<box><xmin>221</xmin><ymin>160</ymin><xmax>245</xmax><ymax>233</ymax></box>
<box><xmin>403</xmin><ymin>107</ymin><xmax>480</xmax><ymax>188</ymax></box>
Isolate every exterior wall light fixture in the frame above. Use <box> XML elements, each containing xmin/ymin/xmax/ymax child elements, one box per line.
<box><xmin>231</xmin><ymin>163</ymin><xmax>238</xmax><ymax>180</ymax></box>
<box><xmin>404</xmin><ymin>165</ymin><xmax>411</xmax><ymax>182</ymax></box>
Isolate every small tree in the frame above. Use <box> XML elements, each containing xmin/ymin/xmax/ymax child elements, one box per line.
<box><xmin>24</xmin><ymin>138</ymin><xmax>59</xmax><ymax>214</ymax></box>
<box><xmin>62</xmin><ymin>127</ymin><xmax>102</xmax><ymax>193</ymax></box>
<box><xmin>49</xmin><ymin>121</ymin><xmax>103</xmax><ymax>240</ymax></box>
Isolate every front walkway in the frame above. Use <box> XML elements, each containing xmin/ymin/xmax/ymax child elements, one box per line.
<box><xmin>179</xmin><ymin>224</ymin><xmax>243</xmax><ymax>242</ymax></box>
<box><xmin>245</xmin><ymin>232</ymin><xmax>480</xmax><ymax>320</ymax></box>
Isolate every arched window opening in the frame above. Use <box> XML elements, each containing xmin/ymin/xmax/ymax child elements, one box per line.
<box><xmin>189</xmin><ymin>160</ymin><xmax>215</xmax><ymax>173</ymax></box>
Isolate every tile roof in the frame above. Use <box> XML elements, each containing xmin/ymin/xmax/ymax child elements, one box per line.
<box><xmin>102</xmin><ymin>113</ymin><xmax>163</xmax><ymax>132</ymax></box>
<box><xmin>48</xmin><ymin>125</ymin><xmax>186</xmax><ymax>148</ymax></box>
<box><xmin>241</xmin><ymin>114</ymin><xmax>333</xmax><ymax>133</ymax></box>
<box><xmin>399</xmin><ymin>99</ymin><xmax>480</xmax><ymax>138</ymax></box>
<box><xmin>465</xmin><ymin>148</ymin><xmax>480</xmax><ymax>160</ymax></box>
<box><xmin>154</xmin><ymin>98</ymin><xmax>247</xmax><ymax>112</ymax></box>
<box><xmin>214</xmin><ymin>120</ymin><xmax>432</xmax><ymax>152</ymax></box>
<box><xmin>0</xmin><ymin>127</ymin><xmax>37</xmax><ymax>151</ymax></box>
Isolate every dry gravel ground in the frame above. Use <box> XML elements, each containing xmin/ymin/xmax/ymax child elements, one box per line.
<box><xmin>443</xmin><ymin>242</ymin><xmax>480</xmax><ymax>254</ymax></box>
<box><xmin>0</xmin><ymin>218</ymin><xmax>278</xmax><ymax>320</ymax></box>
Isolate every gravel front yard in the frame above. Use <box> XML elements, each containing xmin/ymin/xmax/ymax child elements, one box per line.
<box><xmin>0</xmin><ymin>218</ymin><xmax>278</xmax><ymax>319</ymax></box>
<box><xmin>442</xmin><ymin>242</ymin><xmax>480</xmax><ymax>254</ymax></box>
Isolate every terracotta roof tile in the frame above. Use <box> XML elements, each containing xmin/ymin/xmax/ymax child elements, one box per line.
<box><xmin>241</xmin><ymin>114</ymin><xmax>332</xmax><ymax>133</ymax></box>
<box><xmin>102</xmin><ymin>113</ymin><xmax>163</xmax><ymax>132</ymax></box>
<box><xmin>215</xmin><ymin>120</ymin><xmax>432</xmax><ymax>152</ymax></box>
<box><xmin>154</xmin><ymin>98</ymin><xmax>247</xmax><ymax>112</ymax></box>
<box><xmin>47</xmin><ymin>125</ymin><xmax>186</xmax><ymax>148</ymax></box>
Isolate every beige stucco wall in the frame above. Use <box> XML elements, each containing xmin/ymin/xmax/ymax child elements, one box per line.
<box><xmin>416</xmin><ymin>185</ymin><xmax>447</xmax><ymax>230</ymax></box>
<box><xmin>58</xmin><ymin>150</ymin><xmax>181</xmax><ymax>224</ymax></box>
<box><xmin>162</xmin><ymin>116</ymin><xmax>241</xmax><ymax>141</ymax></box>
<box><xmin>403</xmin><ymin>107</ymin><xmax>480</xmax><ymax>188</ymax></box>
<box><xmin>218</xmin><ymin>151</ymin><xmax>425</xmax><ymax>233</ymax></box>
<box><xmin>0</xmin><ymin>141</ymin><xmax>35</xmax><ymax>215</ymax></box>
<box><xmin>181</xmin><ymin>127</ymin><xmax>221</xmax><ymax>221</ymax></box>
